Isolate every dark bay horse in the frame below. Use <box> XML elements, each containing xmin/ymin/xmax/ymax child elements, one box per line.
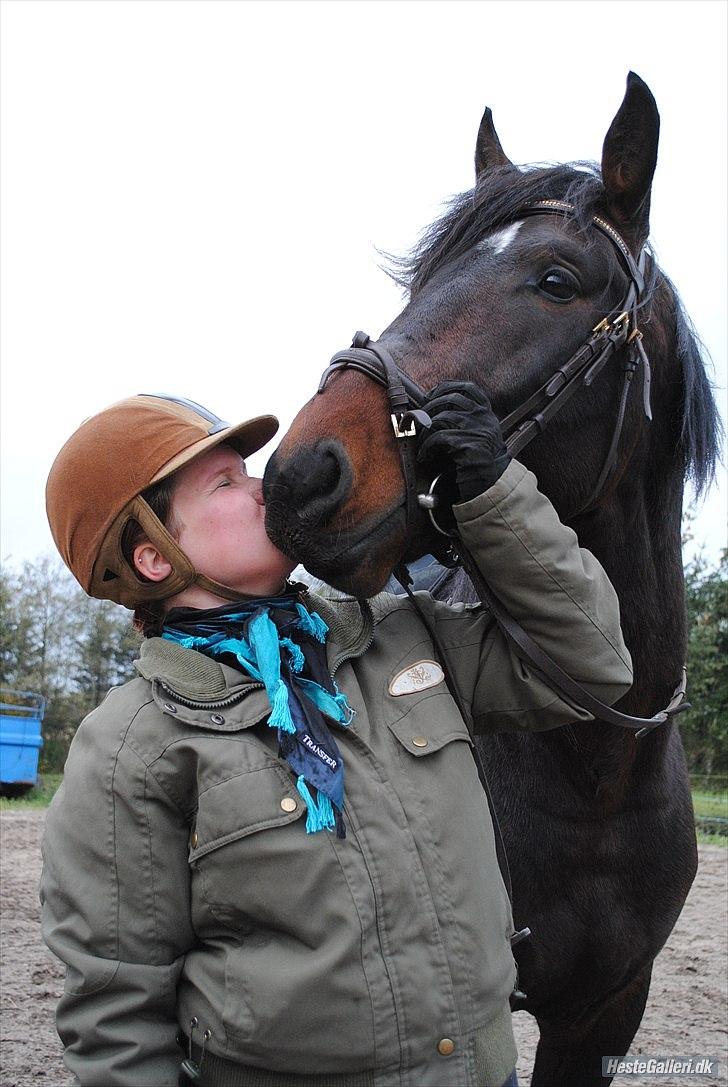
<box><xmin>263</xmin><ymin>74</ymin><xmax>721</xmax><ymax>1085</ymax></box>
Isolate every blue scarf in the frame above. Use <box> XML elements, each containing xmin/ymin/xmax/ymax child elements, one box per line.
<box><xmin>162</xmin><ymin>595</ymin><xmax>353</xmax><ymax>838</ymax></box>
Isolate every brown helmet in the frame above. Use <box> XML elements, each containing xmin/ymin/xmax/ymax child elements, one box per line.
<box><xmin>46</xmin><ymin>394</ymin><xmax>279</xmax><ymax>608</ymax></box>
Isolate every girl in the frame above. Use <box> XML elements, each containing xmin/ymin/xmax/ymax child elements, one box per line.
<box><xmin>42</xmin><ymin>390</ymin><xmax>631</xmax><ymax>1086</ymax></box>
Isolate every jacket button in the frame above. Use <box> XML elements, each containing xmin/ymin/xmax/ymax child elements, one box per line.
<box><xmin>163</xmin><ymin>703</ymin><xmax>178</xmax><ymax>714</ymax></box>
<box><xmin>412</xmin><ymin>736</ymin><xmax>428</xmax><ymax>748</ymax></box>
<box><xmin>191</xmin><ymin>831</ymin><xmax>198</xmax><ymax>848</ymax></box>
<box><xmin>210</xmin><ymin>713</ymin><xmax>225</xmax><ymax>725</ymax></box>
<box><xmin>437</xmin><ymin>1038</ymin><xmax>455</xmax><ymax>1056</ymax></box>
<box><xmin>280</xmin><ymin>797</ymin><xmax>297</xmax><ymax>813</ymax></box>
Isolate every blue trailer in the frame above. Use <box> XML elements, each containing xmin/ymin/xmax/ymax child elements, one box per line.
<box><xmin>0</xmin><ymin>689</ymin><xmax>45</xmax><ymax>796</ymax></box>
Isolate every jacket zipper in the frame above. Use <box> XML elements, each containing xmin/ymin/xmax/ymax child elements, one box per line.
<box><xmin>158</xmin><ymin>681</ymin><xmax>264</xmax><ymax>711</ymax></box>
<box><xmin>329</xmin><ymin>631</ymin><xmax>374</xmax><ymax>727</ymax></box>
<box><xmin>330</xmin><ymin>629</ymin><xmax>375</xmax><ymax>679</ymax></box>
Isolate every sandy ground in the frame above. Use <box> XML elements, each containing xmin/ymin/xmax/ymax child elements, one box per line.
<box><xmin>1</xmin><ymin>810</ymin><xmax>726</xmax><ymax>1087</ymax></box>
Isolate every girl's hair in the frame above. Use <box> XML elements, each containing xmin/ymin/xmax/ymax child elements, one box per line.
<box><xmin>120</xmin><ymin>476</ymin><xmax>178</xmax><ymax>637</ymax></box>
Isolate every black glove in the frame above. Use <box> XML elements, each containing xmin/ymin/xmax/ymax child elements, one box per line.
<box><xmin>416</xmin><ymin>381</ymin><xmax>510</xmax><ymax>501</ymax></box>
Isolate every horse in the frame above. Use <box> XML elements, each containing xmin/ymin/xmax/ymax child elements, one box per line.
<box><xmin>263</xmin><ymin>73</ymin><xmax>721</xmax><ymax>1085</ymax></box>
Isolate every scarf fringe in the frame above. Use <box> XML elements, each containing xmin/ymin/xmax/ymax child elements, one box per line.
<box><xmin>296</xmin><ymin>775</ymin><xmax>336</xmax><ymax>833</ymax></box>
<box><xmin>268</xmin><ymin>680</ymin><xmax>295</xmax><ymax>734</ymax></box>
<box><xmin>335</xmin><ymin>691</ymin><xmax>352</xmax><ymax>720</ymax></box>
<box><xmin>280</xmin><ymin>637</ymin><xmax>305</xmax><ymax>673</ymax></box>
<box><xmin>295</xmin><ymin>604</ymin><xmax>328</xmax><ymax>643</ymax></box>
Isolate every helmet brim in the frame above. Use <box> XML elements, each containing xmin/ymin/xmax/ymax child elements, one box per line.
<box><xmin>149</xmin><ymin>414</ymin><xmax>279</xmax><ymax>484</ymax></box>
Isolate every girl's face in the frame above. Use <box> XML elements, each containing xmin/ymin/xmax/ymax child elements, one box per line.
<box><xmin>164</xmin><ymin>443</ymin><xmax>296</xmax><ymax>607</ymax></box>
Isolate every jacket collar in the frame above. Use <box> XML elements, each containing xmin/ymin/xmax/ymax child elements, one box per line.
<box><xmin>134</xmin><ymin>589</ymin><xmax>372</xmax><ymax>730</ymax></box>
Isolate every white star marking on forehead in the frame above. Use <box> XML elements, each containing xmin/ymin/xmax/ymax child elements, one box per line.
<box><xmin>476</xmin><ymin>220</ymin><xmax>523</xmax><ymax>256</ymax></box>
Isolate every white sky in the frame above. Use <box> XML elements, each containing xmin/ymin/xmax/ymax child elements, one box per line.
<box><xmin>1</xmin><ymin>0</ymin><xmax>726</xmax><ymax>570</ymax></box>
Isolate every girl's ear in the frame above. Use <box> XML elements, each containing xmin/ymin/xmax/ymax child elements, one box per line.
<box><xmin>133</xmin><ymin>540</ymin><xmax>173</xmax><ymax>583</ymax></box>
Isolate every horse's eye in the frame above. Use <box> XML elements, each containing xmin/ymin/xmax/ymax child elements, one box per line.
<box><xmin>537</xmin><ymin>269</ymin><xmax>579</xmax><ymax>302</ymax></box>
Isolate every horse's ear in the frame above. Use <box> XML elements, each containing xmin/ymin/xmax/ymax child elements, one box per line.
<box><xmin>601</xmin><ymin>72</ymin><xmax>660</xmax><ymax>238</ymax></box>
<box><xmin>475</xmin><ymin>107</ymin><xmax>513</xmax><ymax>178</ymax></box>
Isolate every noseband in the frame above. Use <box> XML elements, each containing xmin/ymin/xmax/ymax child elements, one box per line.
<box><xmin>317</xmin><ymin>200</ymin><xmax>688</xmax><ymax>738</ymax></box>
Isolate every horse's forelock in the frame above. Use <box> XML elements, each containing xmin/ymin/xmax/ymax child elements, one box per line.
<box><xmin>384</xmin><ymin>162</ymin><xmax>605</xmax><ymax>294</ymax></box>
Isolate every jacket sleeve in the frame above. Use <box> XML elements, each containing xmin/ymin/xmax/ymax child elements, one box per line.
<box><xmin>40</xmin><ymin>693</ymin><xmax>195</xmax><ymax>1086</ymax></box>
<box><xmin>418</xmin><ymin>458</ymin><xmax>633</xmax><ymax>733</ymax></box>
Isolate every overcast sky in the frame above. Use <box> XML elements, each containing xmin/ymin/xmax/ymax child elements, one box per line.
<box><xmin>1</xmin><ymin>0</ymin><xmax>725</xmax><ymax>572</ymax></box>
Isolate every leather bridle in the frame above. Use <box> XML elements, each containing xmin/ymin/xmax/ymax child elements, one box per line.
<box><xmin>317</xmin><ymin>201</ymin><xmax>688</xmax><ymax>738</ymax></box>
<box><xmin>319</xmin><ymin>200</ymin><xmax>653</xmax><ymax>519</ymax></box>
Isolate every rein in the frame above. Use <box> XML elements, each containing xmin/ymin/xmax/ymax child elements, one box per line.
<box><xmin>318</xmin><ymin>202</ymin><xmax>689</xmax><ymax>740</ymax></box>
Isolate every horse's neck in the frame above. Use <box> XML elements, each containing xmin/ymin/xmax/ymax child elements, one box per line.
<box><xmin>433</xmin><ymin>457</ymin><xmax>688</xmax><ymax>792</ymax></box>
<box><xmin>567</xmin><ymin>466</ymin><xmax>687</xmax><ymax>797</ymax></box>
<box><xmin>573</xmin><ymin>470</ymin><xmax>687</xmax><ymax>706</ymax></box>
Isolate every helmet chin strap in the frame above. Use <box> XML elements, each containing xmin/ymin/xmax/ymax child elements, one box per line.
<box><xmin>190</xmin><ymin>571</ymin><xmax>290</xmax><ymax>604</ymax></box>
<box><xmin>105</xmin><ymin>496</ymin><xmax>290</xmax><ymax>609</ymax></box>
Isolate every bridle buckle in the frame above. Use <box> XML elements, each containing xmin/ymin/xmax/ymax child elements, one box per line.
<box><xmin>391</xmin><ymin>413</ymin><xmax>417</xmax><ymax>439</ymax></box>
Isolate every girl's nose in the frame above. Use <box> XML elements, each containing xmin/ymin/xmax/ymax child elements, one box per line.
<box><xmin>248</xmin><ymin>477</ymin><xmax>266</xmax><ymax>506</ymax></box>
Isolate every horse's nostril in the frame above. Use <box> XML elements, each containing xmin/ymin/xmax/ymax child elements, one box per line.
<box><xmin>287</xmin><ymin>446</ymin><xmax>341</xmax><ymax>505</ymax></box>
<box><xmin>308</xmin><ymin>450</ymin><xmax>341</xmax><ymax>501</ymax></box>
<box><xmin>265</xmin><ymin>440</ymin><xmax>353</xmax><ymax>526</ymax></box>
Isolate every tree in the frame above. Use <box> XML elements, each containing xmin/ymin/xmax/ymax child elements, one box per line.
<box><xmin>73</xmin><ymin>596</ymin><xmax>141</xmax><ymax>707</ymax></box>
<box><xmin>1</xmin><ymin>557</ymin><xmax>140</xmax><ymax>771</ymax></box>
<box><xmin>680</xmin><ymin>550</ymin><xmax>728</xmax><ymax>777</ymax></box>
<box><xmin>0</xmin><ymin>569</ymin><xmax>19</xmax><ymax>681</ymax></box>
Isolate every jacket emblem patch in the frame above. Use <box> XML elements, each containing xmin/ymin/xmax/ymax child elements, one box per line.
<box><xmin>388</xmin><ymin>660</ymin><xmax>445</xmax><ymax>697</ymax></box>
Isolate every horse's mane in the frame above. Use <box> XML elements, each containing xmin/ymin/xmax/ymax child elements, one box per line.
<box><xmin>386</xmin><ymin>162</ymin><xmax>722</xmax><ymax>497</ymax></box>
<box><xmin>664</xmin><ymin>281</ymin><xmax>723</xmax><ymax>499</ymax></box>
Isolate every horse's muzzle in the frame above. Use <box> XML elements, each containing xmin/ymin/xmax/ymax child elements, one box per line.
<box><xmin>264</xmin><ymin>440</ymin><xmax>353</xmax><ymax>530</ymax></box>
<box><xmin>264</xmin><ymin>442</ymin><xmax>408</xmax><ymax>595</ymax></box>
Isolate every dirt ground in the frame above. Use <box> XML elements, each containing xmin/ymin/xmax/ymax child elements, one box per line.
<box><xmin>1</xmin><ymin>810</ymin><xmax>726</xmax><ymax>1087</ymax></box>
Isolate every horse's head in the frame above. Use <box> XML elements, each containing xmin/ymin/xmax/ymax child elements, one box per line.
<box><xmin>264</xmin><ymin>74</ymin><xmax>667</xmax><ymax>597</ymax></box>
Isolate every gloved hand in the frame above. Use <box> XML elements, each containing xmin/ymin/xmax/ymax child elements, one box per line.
<box><xmin>416</xmin><ymin>381</ymin><xmax>510</xmax><ymax>501</ymax></box>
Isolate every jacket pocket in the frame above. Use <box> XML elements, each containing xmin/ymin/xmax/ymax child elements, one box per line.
<box><xmin>187</xmin><ymin>767</ymin><xmax>379</xmax><ymax>1072</ymax></box>
<box><xmin>386</xmin><ymin>688</ymin><xmax>474</xmax><ymax>756</ymax></box>
<box><xmin>189</xmin><ymin>763</ymin><xmax>304</xmax><ymax>862</ymax></box>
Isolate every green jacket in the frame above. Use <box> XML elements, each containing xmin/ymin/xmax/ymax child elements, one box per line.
<box><xmin>40</xmin><ymin>461</ymin><xmax>633</xmax><ymax>1087</ymax></box>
